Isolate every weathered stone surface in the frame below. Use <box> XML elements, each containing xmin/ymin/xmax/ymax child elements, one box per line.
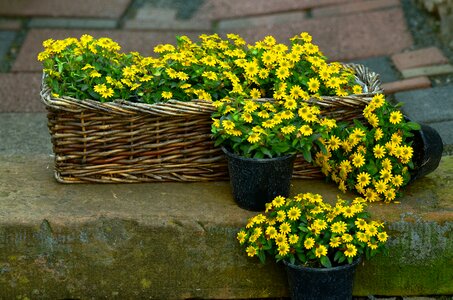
<box><xmin>0</xmin><ymin>113</ymin><xmax>52</xmax><ymax>155</ymax></box>
<box><xmin>0</xmin><ymin>0</ymin><xmax>132</xmax><ymax>19</ymax></box>
<box><xmin>221</xmin><ymin>8</ymin><xmax>413</xmax><ymax>61</ymax></box>
<box><xmin>426</xmin><ymin>120</ymin><xmax>453</xmax><ymax>147</ymax></box>
<box><xmin>0</xmin><ymin>154</ymin><xmax>451</xmax><ymax>298</ymax></box>
<box><xmin>0</xmin><ymin>19</ymin><xmax>22</xmax><ymax>30</ymax></box>
<box><xmin>0</xmin><ymin>73</ymin><xmax>45</xmax><ymax>112</ymax></box>
<box><xmin>12</xmin><ymin>29</ymin><xmax>208</xmax><ymax>72</ymax></box>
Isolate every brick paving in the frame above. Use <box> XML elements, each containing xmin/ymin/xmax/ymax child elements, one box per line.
<box><xmin>0</xmin><ymin>0</ymin><xmax>452</xmax><ymax>149</ymax></box>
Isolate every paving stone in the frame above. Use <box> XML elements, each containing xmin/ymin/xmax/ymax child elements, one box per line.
<box><xmin>0</xmin><ymin>73</ymin><xmax>46</xmax><ymax>112</ymax></box>
<box><xmin>395</xmin><ymin>86</ymin><xmax>453</xmax><ymax>124</ymax></box>
<box><xmin>401</xmin><ymin>64</ymin><xmax>453</xmax><ymax>78</ymax></box>
<box><xmin>312</xmin><ymin>0</ymin><xmax>400</xmax><ymax>18</ymax></box>
<box><xmin>0</xmin><ymin>0</ymin><xmax>132</xmax><ymax>19</ymax></box>
<box><xmin>124</xmin><ymin>7</ymin><xmax>211</xmax><ymax>31</ymax></box>
<box><xmin>28</xmin><ymin>18</ymin><xmax>118</xmax><ymax>29</ymax></box>
<box><xmin>350</xmin><ymin>56</ymin><xmax>400</xmax><ymax>83</ymax></box>
<box><xmin>194</xmin><ymin>0</ymin><xmax>362</xmax><ymax>20</ymax></box>
<box><xmin>381</xmin><ymin>76</ymin><xmax>431</xmax><ymax>94</ymax></box>
<box><xmin>0</xmin><ymin>113</ymin><xmax>51</xmax><ymax>155</ymax></box>
<box><xmin>12</xmin><ymin>29</ymin><xmax>208</xmax><ymax>72</ymax></box>
<box><xmin>0</xmin><ymin>18</ymin><xmax>22</xmax><ymax>30</ymax></box>
<box><xmin>391</xmin><ymin>47</ymin><xmax>450</xmax><ymax>71</ymax></box>
<box><xmin>221</xmin><ymin>8</ymin><xmax>413</xmax><ymax>61</ymax></box>
<box><xmin>218</xmin><ymin>11</ymin><xmax>306</xmax><ymax>30</ymax></box>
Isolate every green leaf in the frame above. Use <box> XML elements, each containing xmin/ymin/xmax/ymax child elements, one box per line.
<box><xmin>406</xmin><ymin>121</ymin><xmax>421</xmax><ymax>131</ymax></box>
<box><xmin>261</xmin><ymin>148</ymin><xmax>272</xmax><ymax>158</ymax></box>
<box><xmin>320</xmin><ymin>256</ymin><xmax>332</xmax><ymax>268</ymax></box>
<box><xmin>334</xmin><ymin>251</ymin><xmax>343</xmax><ymax>262</ymax></box>
<box><xmin>302</xmin><ymin>147</ymin><xmax>312</xmax><ymax>163</ymax></box>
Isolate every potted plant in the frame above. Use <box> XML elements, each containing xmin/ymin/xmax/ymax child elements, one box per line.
<box><xmin>313</xmin><ymin>93</ymin><xmax>443</xmax><ymax>202</ymax></box>
<box><xmin>237</xmin><ymin>193</ymin><xmax>388</xmax><ymax>299</ymax></box>
<box><xmin>211</xmin><ymin>33</ymin><xmax>363</xmax><ymax>210</ymax></box>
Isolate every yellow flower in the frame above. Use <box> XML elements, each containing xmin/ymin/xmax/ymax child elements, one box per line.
<box><xmin>299</xmin><ymin>125</ymin><xmax>313</xmax><ymax>136</ymax></box>
<box><xmin>307</xmin><ymin>78</ymin><xmax>320</xmax><ymax>93</ymax></box>
<box><xmin>280</xmin><ymin>222</ymin><xmax>291</xmax><ymax>235</ymax></box>
<box><xmin>246</xmin><ymin>246</ymin><xmax>257</xmax><ymax>257</ymax></box>
<box><xmin>161</xmin><ymin>91</ymin><xmax>173</xmax><ymax>99</ymax></box>
<box><xmin>315</xmin><ymin>245</ymin><xmax>328</xmax><ymax>258</ymax></box>
<box><xmin>344</xmin><ymin>244</ymin><xmax>357</xmax><ymax>258</ymax></box>
<box><xmin>342</xmin><ymin>206</ymin><xmax>355</xmax><ymax>218</ymax></box>
<box><xmin>241</xmin><ymin>112</ymin><xmax>253</xmax><ymax>123</ymax></box>
<box><xmin>274</xmin><ymin>233</ymin><xmax>287</xmax><ymax>246</ymax></box>
<box><xmin>373</xmin><ymin>144</ymin><xmax>386</xmax><ymax>159</ymax></box>
<box><xmin>330</xmin><ymin>236</ymin><xmax>342</xmax><ymax>248</ymax></box>
<box><xmin>272</xmin><ymin>196</ymin><xmax>286</xmax><ymax>208</ymax></box>
<box><xmin>331</xmin><ymin>221</ymin><xmax>347</xmax><ymax>234</ymax></box>
<box><xmin>284</xmin><ymin>98</ymin><xmax>297</xmax><ymax>110</ymax></box>
<box><xmin>278</xmin><ymin>243</ymin><xmax>290</xmax><ymax>256</ymax></box>
<box><xmin>243</xmin><ymin>100</ymin><xmax>259</xmax><ymax>113</ymax></box>
<box><xmin>287</xmin><ymin>207</ymin><xmax>301</xmax><ymax>221</ymax></box>
<box><xmin>266</xmin><ymin>226</ymin><xmax>278</xmax><ymax>239</ymax></box>
<box><xmin>281</xmin><ymin>125</ymin><xmax>296</xmax><ymax>135</ymax></box>
<box><xmin>342</xmin><ymin>233</ymin><xmax>353</xmax><ymax>243</ymax></box>
<box><xmin>276</xmin><ymin>210</ymin><xmax>286</xmax><ymax>222</ymax></box>
<box><xmin>222</xmin><ymin>120</ymin><xmax>235</xmax><ymax>130</ymax></box>
<box><xmin>304</xmin><ymin>237</ymin><xmax>315</xmax><ymax>249</ymax></box>
<box><xmin>276</xmin><ymin>67</ymin><xmax>290</xmax><ymax>80</ymax></box>
<box><xmin>374</xmin><ymin>179</ymin><xmax>388</xmax><ymax>194</ymax></box>
<box><xmin>374</xmin><ymin>128</ymin><xmax>384</xmax><ymax>141</ymax></box>
<box><xmin>357</xmin><ymin>172</ymin><xmax>371</xmax><ymax>187</ymax></box>
<box><xmin>378</xmin><ymin>231</ymin><xmax>388</xmax><ymax>242</ymax></box>
<box><xmin>237</xmin><ymin>231</ymin><xmax>247</xmax><ymax>244</ymax></box>
<box><xmin>352</xmin><ymin>85</ymin><xmax>363</xmax><ymax>94</ymax></box>
<box><xmin>392</xmin><ymin>174</ymin><xmax>404</xmax><ymax>187</ymax></box>
<box><xmin>289</xmin><ymin>234</ymin><xmax>299</xmax><ymax>244</ymax></box>
<box><xmin>389</xmin><ymin>111</ymin><xmax>403</xmax><ymax>124</ymax></box>
<box><xmin>351</xmin><ymin>152</ymin><xmax>365</xmax><ymax>168</ymax></box>
<box><xmin>89</xmin><ymin>70</ymin><xmax>101</xmax><ymax>78</ymax></box>
<box><xmin>262</xmin><ymin>120</ymin><xmax>275</xmax><ymax>128</ymax></box>
<box><xmin>250</xmin><ymin>88</ymin><xmax>261</xmax><ymax>99</ymax></box>
<box><xmin>356</xmin><ymin>232</ymin><xmax>369</xmax><ymax>243</ymax></box>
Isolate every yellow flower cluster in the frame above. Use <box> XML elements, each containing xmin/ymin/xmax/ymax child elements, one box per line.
<box><xmin>314</xmin><ymin>94</ymin><xmax>420</xmax><ymax>202</ymax></box>
<box><xmin>38</xmin><ymin>32</ymin><xmax>360</xmax><ymax>106</ymax></box>
<box><xmin>237</xmin><ymin>194</ymin><xmax>387</xmax><ymax>268</ymax></box>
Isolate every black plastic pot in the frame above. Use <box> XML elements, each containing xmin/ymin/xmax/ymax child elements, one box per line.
<box><xmin>222</xmin><ymin>147</ymin><xmax>296</xmax><ymax>211</ymax></box>
<box><xmin>283</xmin><ymin>258</ymin><xmax>361</xmax><ymax>300</ymax></box>
<box><xmin>410</xmin><ymin>122</ymin><xmax>443</xmax><ymax>181</ymax></box>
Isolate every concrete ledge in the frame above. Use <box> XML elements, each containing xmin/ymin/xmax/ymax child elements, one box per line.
<box><xmin>0</xmin><ymin>155</ymin><xmax>452</xmax><ymax>298</ymax></box>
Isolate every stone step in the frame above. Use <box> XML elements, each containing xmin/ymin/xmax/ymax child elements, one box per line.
<box><xmin>0</xmin><ymin>150</ymin><xmax>452</xmax><ymax>298</ymax></box>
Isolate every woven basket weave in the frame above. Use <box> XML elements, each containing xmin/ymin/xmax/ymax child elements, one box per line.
<box><xmin>41</xmin><ymin>63</ymin><xmax>381</xmax><ymax>183</ymax></box>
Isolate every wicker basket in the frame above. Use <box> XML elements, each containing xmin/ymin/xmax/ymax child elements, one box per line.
<box><xmin>41</xmin><ymin>63</ymin><xmax>382</xmax><ymax>183</ymax></box>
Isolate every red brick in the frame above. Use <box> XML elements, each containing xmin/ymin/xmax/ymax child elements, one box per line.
<box><xmin>0</xmin><ymin>73</ymin><xmax>45</xmax><ymax>113</ymax></box>
<box><xmin>194</xmin><ymin>0</ymin><xmax>362</xmax><ymax>21</ymax></box>
<box><xmin>391</xmin><ymin>47</ymin><xmax>450</xmax><ymax>71</ymax></box>
<box><xmin>221</xmin><ymin>7</ymin><xmax>413</xmax><ymax>61</ymax></box>
<box><xmin>312</xmin><ymin>0</ymin><xmax>400</xmax><ymax>18</ymax></box>
<box><xmin>12</xmin><ymin>29</ymin><xmax>208</xmax><ymax>72</ymax></box>
<box><xmin>381</xmin><ymin>76</ymin><xmax>431</xmax><ymax>94</ymax></box>
<box><xmin>0</xmin><ymin>0</ymin><xmax>131</xmax><ymax>19</ymax></box>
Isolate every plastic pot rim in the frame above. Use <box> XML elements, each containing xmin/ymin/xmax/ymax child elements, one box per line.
<box><xmin>221</xmin><ymin>146</ymin><xmax>296</xmax><ymax>163</ymax></box>
<box><xmin>282</xmin><ymin>256</ymin><xmax>362</xmax><ymax>273</ymax></box>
